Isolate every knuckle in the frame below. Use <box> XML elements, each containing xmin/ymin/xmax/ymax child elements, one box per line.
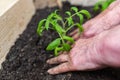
<box><xmin>57</xmin><ymin>57</ymin><xmax>62</xmax><ymax>62</ymax></box>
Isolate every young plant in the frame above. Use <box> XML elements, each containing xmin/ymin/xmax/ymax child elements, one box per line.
<box><xmin>94</xmin><ymin>0</ymin><xmax>115</xmax><ymax>11</ymax></box>
<box><xmin>37</xmin><ymin>7</ymin><xmax>91</xmax><ymax>56</ymax></box>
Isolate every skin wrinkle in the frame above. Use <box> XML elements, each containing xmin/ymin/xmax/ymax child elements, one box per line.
<box><xmin>71</xmin><ymin>39</ymin><xmax>91</xmax><ymax>70</ymax></box>
<box><xmin>69</xmin><ymin>45</ymin><xmax>80</xmax><ymax>70</ymax></box>
<box><xmin>81</xmin><ymin>38</ymin><xmax>104</xmax><ymax>70</ymax></box>
<box><xmin>101</xmin><ymin>27</ymin><xmax>120</xmax><ymax>67</ymax></box>
<box><xmin>94</xmin><ymin>26</ymin><xmax>120</xmax><ymax>67</ymax></box>
<box><xmin>82</xmin><ymin>43</ymin><xmax>96</xmax><ymax>70</ymax></box>
<box><xmin>100</xmin><ymin>37</ymin><xmax>118</xmax><ymax>66</ymax></box>
<box><xmin>92</xmin><ymin>31</ymin><xmax>110</xmax><ymax>66</ymax></box>
<box><xmin>85</xmin><ymin>37</ymin><xmax>103</xmax><ymax>70</ymax></box>
<box><xmin>89</xmin><ymin>36</ymin><xmax>106</xmax><ymax>67</ymax></box>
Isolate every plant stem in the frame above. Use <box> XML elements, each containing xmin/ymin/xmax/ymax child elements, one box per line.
<box><xmin>61</xmin><ymin>20</ymin><xmax>65</xmax><ymax>28</ymax></box>
<box><xmin>71</xmin><ymin>11</ymin><xmax>81</xmax><ymax>17</ymax></box>
<box><xmin>58</xmin><ymin>33</ymin><xmax>65</xmax><ymax>45</ymax></box>
<box><xmin>64</xmin><ymin>20</ymin><xmax>67</xmax><ymax>28</ymax></box>
<box><xmin>64</xmin><ymin>11</ymin><xmax>81</xmax><ymax>27</ymax></box>
<box><xmin>66</xmin><ymin>23</ymin><xmax>78</xmax><ymax>32</ymax></box>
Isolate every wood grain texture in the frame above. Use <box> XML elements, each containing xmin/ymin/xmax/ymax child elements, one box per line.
<box><xmin>0</xmin><ymin>0</ymin><xmax>35</xmax><ymax>68</ymax></box>
<box><xmin>34</xmin><ymin>0</ymin><xmax>58</xmax><ymax>9</ymax></box>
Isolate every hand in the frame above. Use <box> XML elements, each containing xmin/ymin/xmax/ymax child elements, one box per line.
<box><xmin>47</xmin><ymin>25</ymin><xmax>120</xmax><ymax>74</ymax></box>
<box><xmin>47</xmin><ymin>36</ymin><xmax>105</xmax><ymax>74</ymax></box>
<box><xmin>47</xmin><ymin>0</ymin><xmax>120</xmax><ymax>75</ymax></box>
<box><xmin>70</xmin><ymin>0</ymin><xmax>120</xmax><ymax>40</ymax></box>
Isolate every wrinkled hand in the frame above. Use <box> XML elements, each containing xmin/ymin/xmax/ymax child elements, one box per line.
<box><xmin>47</xmin><ymin>0</ymin><xmax>120</xmax><ymax>75</ymax></box>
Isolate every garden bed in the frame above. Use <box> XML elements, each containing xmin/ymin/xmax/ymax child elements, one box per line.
<box><xmin>0</xmin><ymin>2</ymin><xmax>120</xmax><ymax>80</ymax></box>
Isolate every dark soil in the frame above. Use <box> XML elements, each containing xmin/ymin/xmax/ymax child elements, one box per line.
<box><xmin>0</xmin><ymin>2</ymin><xmax>120</xmax><ymax>80</ymax></box>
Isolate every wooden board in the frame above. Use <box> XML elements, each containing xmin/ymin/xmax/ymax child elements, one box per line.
<box><xmin>0</xmin><ymin>0</ymin><xmax>35</xmax><ymax>68</ymax></box>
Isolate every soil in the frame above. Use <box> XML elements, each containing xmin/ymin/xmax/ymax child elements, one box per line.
<box><xmin>0</xmin><ymin>2</ymin><xmax>120</xmax><ymax>80</ymax></box>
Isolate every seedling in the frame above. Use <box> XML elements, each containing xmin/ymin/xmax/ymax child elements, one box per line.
<box><xmin>37</xmin><ymin>7</ymin><xmax>91</xmax><ymax>56</ymax></box>
<box><xmin>94</xmin><ymin>0</ymin><xmax>115</xmax><ymax>11</ymax></box>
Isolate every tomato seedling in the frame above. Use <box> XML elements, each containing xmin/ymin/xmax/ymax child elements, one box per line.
<box><xmin>37</xmin><ymin>7</ymin><xmax>91</xmax><ymax>56</ymax></box>
<box><xmin>94</xmin><ymin>0</ymin><xmax>115</xmax><ymax>11</ymax></box>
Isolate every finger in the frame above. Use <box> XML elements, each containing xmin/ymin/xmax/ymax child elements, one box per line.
<box><xmin>83</xmin><ymin>1</ymin><xmax>119</xmax><ymax>30</ymax></box>
<box><xmin>69</xmin><ymin>1</ymin><xmax>118</xmax><ymax>38</ymax></box>
<box><xmin>72</xmin><ymin>33</ymin><xmax>80</xmax><ymax>40</ymax></box>
<box><xmin>69</xmin><ymin>29</ymin><xmax>78</xmax><ymax>36</ymax></box>
<box><xmin>83</xmin><ymin>1</ymin><xmax>120</xmax><ymax>38</ymax></box>
<box><xmin>47</xmin><ymin>62</ymin><xmax>74</xmax><ymax>74</ymax></box>
<box><xmin>47</xmin><ymin>53</ymin><xmax>69</xmax><ymax>64</ymax></box>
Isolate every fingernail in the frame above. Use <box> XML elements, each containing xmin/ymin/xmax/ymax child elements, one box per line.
<box><xmin>47</xmin><ymin>69</ymin><xmax>53</xmax><ymax>74</ymax></box>
<box><xmin>46</xmin><ymin>60</ymin><xmax>49</xmax><ymax>63</ymax></box>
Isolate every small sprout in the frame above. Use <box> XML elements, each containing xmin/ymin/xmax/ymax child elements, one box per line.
<box><xmin>46</xmin><ymin>38</ymin><xmax>61</xmax><ymax>51</ymax></box>
<box><xmin>63</xmin><ymin>36</ymin><xmax>74</xmax><ymax>43</ymax></box>
<box><xmin>63</xmin><ymin>43</ymin><xmax>71</xmax><ymax>51</ymax></box>
<box><xmin>37</xmin><ymin>7</ymin><xmax>91</xmax><ymax>56</ymax></box>
<box><xmin>66</xmin><ymin>17</ymin><xmax>74</xmax><ymax>26</ymax></box>
<box><xmin>71</xmin><ymin>7</ymin><xmax>79</xmax><ymax>12</ymax></box>
<box><xmin>94</xmin><ymin>0</ymin><xmax>115</xmax><ymax>11</ymax></box>
<box><xmin>65</xmin><ymin>11</ymin><xmax>71</xmax><ymax>16</ymax></box>
<box><xmin>77</xmin><ymin>13</ymin><xmax>83</xmax><ymax>24</ymax></box>
<box><xmin>76</xmin><ymin>23</ymin><xmax>84</xmax><ymax>32</ymax></box>
<box><xmin>79</xmin><ymin>10</ymin><xmax>91</xmax><ymax>19</ymax></box>
<box><xmin>37</xmin><ymin>19</ymin><xmax>46</xmax><ymax>36</ymax></box>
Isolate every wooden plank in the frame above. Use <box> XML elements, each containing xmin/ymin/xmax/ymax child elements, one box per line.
<box><xmin>0</xmin><ymin>0</ymin><xmax>18</xmax><ymax>16</ymax></box>
<box><xmin>66</xmin><ymin>0</ymin><xmax>98</xmax><ymax>6</ymax></box>
<box><xmin>34</xmin><ymin>0</ymin><xmax>58</xmax><ymax>9</ymax></box>
<box><xmin>0</xmin><ymin>0</ymin><xmax>35</xmax><ymax>68</ymax></box>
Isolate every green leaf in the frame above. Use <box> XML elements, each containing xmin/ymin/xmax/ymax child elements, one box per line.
<box><xmin>101</xmin><ymin>0</ymin><xmax>115</xmax><ymax>11</ymax></box>
<box><xmin>93</xmin><ymin>0</ymin><xmax>115</xmax><ymax>12</ymax></box>
<box><xmin>79</xmin><ymin>10</ymin><xmax>91</xmax><ymax>19</ymax></box>
<box><xmin>63</xmin><ymin>36</ymin><xmax>74</xmax><ymax>43</ymax></box>
<box><xmin>37</xmin><ymin>19</ymin><xmax>46</xmax><ymax>36</ymax></box>
<box><xmin>50</xmin><ymin>19</ymin><xmax>58</xmax><ymax>29</ymax></box>
<box><xmin>94</xmin><ymin>1</ymin><xmax>102</xmax><ymax>11</ymax></box>
<box><xmin>55</xmin><ymin>24</ymin><xmax>66</xmax><ymax>34</ymax></box>
<box><xmin>53</xmin><ymin>14</ymin><xmax>62</xmax><ymax>20</ymax></box>
<box><xmin>76</xmin><ymin>23</ymin><xmax>84</xmax><ymax>32</ymax></box>
<box><xmin>45</xmin><ymin>20</ymin><xmax>50</xmax><ymax>30</ymax></box>
<box><xmin>66</xmin><ymin>17</ymin><xmax>74</xmax><ymax>26</ymax></box>
<box><xmin>54</xmin><ymin>47</ymin><xmax>59</xmax><ymax>56</ymax></box>
<box><xmin>54</xmin><ymin>47</ymin><xmax>64</xmax><ymax>56</ymax></box>
<box><xmin>65</xmin><ymin>11</ymin><xmax>71</xmax><ymax>16</ymax></box>
<box><xmin>101</xmin><ymin>2</ymin><xmax>109</xmax><ymax>11</ymax></box>
<box><xmin>93</xmin><ymin>5</ymin><xmax>100</xmax><ymax>12</ymax></box>
<box><xmin>37</xmin><ymin>28</ymin><xmax>44</xmax><ymax>36</ymax></box>
<box><xmin>45</xmin><ymin>13</ymin><xmax>54</xmax><ymax>30</ymax></box>
<box><xmin>54</xmin><ymin>10</ymin><xmax>59</xmax><ymax>14</ymax></box>
<box><xmin>71</xmin><ymin>7</ymin><xmax>78</xmax><ymax>12</ymax></box>
<box><xmin>108</xmin><ymin>0</ymin><xmax>115</xmax><ymax>4</ymax></box>
<box><xmin>63</xmin><ymin>43</ymin><xmax>71</xmax><ymax>51</ymax></box>
<box><xmin>77</xmin><ymin>13</ymin><xmax>84</xmax><ymax>25</ymax></box>
<box><xmin>46</xmin><ymin>38</ymin><xmax>61</xmax><ymax>50</ymax></box>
